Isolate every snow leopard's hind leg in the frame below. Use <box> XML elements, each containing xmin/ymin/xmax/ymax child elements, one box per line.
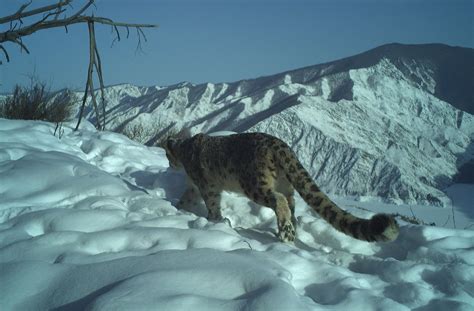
<box><xmin>286</xmin><ymin>193</ymin><xmax>297</xmax><ymax>228</ymax></box>
<box><xmin>241</xmin><ymin>172</ymin><xmax>295</xmax><ymax>242</ymax></box>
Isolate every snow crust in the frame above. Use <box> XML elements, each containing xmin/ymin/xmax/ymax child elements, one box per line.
<box><xmin>1</xmin><ymin>119</ymin><xmax>473</xmax><ymax>310</ymax></box>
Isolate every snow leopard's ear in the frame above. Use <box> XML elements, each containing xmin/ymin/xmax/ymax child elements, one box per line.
<box><xmin>176</xmin><ymin>128</ymin><xmax>192</xmax><ymax>139</ymax></box>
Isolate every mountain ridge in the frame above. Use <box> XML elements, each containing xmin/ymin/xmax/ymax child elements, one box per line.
<box><xmin>100</xmin><ymin>43</ymin><xmax>474</xmax><ymax>112</ymax></box>
<box><xmin>244</xmin><ymin>43</ymin><xmax>473</xmax><ymax>113</ymax></box>
<box><xmin>77</xmin><ymin>43</ymin><xmax>474</xmax><ymax>207</ymax></box>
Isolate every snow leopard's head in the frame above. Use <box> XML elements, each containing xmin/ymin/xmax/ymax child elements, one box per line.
<box><xmin>161</xmin><ymin>137</ymin><xmax>184</xmax><ymax>170</ymax></box>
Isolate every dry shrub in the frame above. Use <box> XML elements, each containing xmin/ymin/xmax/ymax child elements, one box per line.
<box><xmin>0</xmin><ymin>83</ymin><xmax>76</xmax><ymax>123</ymax></box>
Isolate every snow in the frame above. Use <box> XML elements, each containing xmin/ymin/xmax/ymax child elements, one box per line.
<box><xmin>1</xmin><ymin>118</ymin><xmax>473</xmax><ymax>310</ymax></box>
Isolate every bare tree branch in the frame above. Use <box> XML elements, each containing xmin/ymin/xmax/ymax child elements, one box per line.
<box><xmin>0</xmin><ymin>1</ymin><xmax>158</xmax><ymax>60</ymax></box>
<box><xmin>75</xmin><ymin>20</ymin><xmax>104</xmax><ymax>130</ymax></box>
<box><xmin>1</xmin><ymin>15</ymin><xmax>156</xmax><ymax>44</ymax></box>
<box><xmin>28</xmin><ymin>8</ymin><xmax>67</xmax><ymax>29</ymax></box>
<box><xmin>0</xmin><ymin>0</ymin><xmax>71</xmax><ymax>24</ymax></box>
<box><xmin>93</xmin><ymin>37</ymin><xmax>106</xmax><ymax>128</ymax></box>
<box><xmin>87</xmin><ymin>22</ymin><xmax>100</xmax><ymax>129</ymax></box>
<box><xmin>1</xmin><ymin>0</ymin><xmax>158</xmax><ymax>131</ymax></box>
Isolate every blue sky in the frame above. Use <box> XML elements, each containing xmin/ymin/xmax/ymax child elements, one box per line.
<box><xmin>1</xmin><ymin>0</ymin><xmax>473</xmax><ymax>92</ymax></box>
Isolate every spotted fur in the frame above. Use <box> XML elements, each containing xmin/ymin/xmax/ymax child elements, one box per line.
<box><xmin>162</xmin><ymin>132</ymin><xmax>399</xmax><ymax>243</ymax></box>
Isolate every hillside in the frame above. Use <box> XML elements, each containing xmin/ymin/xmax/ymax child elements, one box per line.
<box><xmin>78</xmin><ymin>43</ymin><xmax>474</xmax><ymax>207</ymax></box>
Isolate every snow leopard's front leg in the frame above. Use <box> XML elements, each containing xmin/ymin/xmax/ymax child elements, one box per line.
<box><xmin>195</xmin><ymin>182</ymin><xmax>223</xmax><ymax>221</ymax></box>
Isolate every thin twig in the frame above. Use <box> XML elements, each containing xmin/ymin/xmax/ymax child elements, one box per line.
<box><xmin>135</xmin><ymin>27</ymin><xmax>144</xmax><ymax>54</ymax></box>
<box><xmin>442</xmin><ymin>215</ymin><xmax>450</xmax><ymax>227</ymax></box>
<box><xmin>13</xmin><ymin>38</ymin><xmax>30</xmax><ymax>54</ymax></box>
<box><xmin>0</xmin><ymin>44</ymin><xmax>9</xmax><ymax>62</ymax></box>
<box><xmin>29</xmin><ymin>9</ymin><xmax>67</xmax><ymax>30</ymax></box>
<box><xmin>137</xmin><ymin>27</ymin><xmax>147</xmax><ymax>42</ymax></box>
<box><xmin>54</xmin><ymin>0</ymin><xmax>65</xmax><ymax>20</ymax></box>
<box><xmin>113</xmin><ymin>25</ymin><xmax>120</xmax><ymax>41</ymax></box>
<box><xmin>68</xmin><ymin>0</ymin><xmax>95</xmax><ymax>20</ymax></box>
<box><xmin>12</xmin><ymin>0</ymin><xmax>33</xmax><ymax>19</ymax></box>
<box><xmin>451</xmin><ymin>205</ymin><xmax>456</xmax><ymax>229</ymax></box>
<box><xmin>10</xmin><ymin>21</ymin><xmax>19</xmax><ymax>31</ymax></box>
<box><xmin>241</xmin><ymin>240</ymin><xmax>253</xmax><ymax>250</ymax></box>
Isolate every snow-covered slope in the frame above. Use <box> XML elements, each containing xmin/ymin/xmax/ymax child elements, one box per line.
<box><xmin>80</xmin><ymin>44</ymin><xmax>474</xmax><ymax>207</ymax></box>
<box><xmin>1</xmin><ymin>119</ymin><xmax>473</xmax><ymax>310</ymax></box>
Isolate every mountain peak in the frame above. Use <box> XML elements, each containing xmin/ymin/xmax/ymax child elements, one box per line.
<box><xmin>276</xmin><ymin>43</ymin><xmax>473</xmax><ymax>113</ymax></box>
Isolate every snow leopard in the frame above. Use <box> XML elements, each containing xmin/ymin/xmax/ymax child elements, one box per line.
<box><xmin>162</xmin><ymin>132</ymin><xmax>399</xmax><ymax>243</ymax></box>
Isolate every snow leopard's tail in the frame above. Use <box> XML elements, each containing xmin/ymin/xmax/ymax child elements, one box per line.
<box><xmin>276</xmin><ymin>144</ymin><xmax>399</xmax><ymax>242</ymax></box>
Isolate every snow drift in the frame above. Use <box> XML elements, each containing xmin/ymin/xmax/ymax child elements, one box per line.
<box><xmin>0</xmin><ymin>118</ymin><xmax>473</xmax><ymax>310</ymax></box>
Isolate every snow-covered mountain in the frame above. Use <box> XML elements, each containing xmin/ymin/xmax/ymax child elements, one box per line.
<box><xmin>80</xmin><ymin>43</ymin><xmax>474</xmax><ymax>207</ymax></box>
